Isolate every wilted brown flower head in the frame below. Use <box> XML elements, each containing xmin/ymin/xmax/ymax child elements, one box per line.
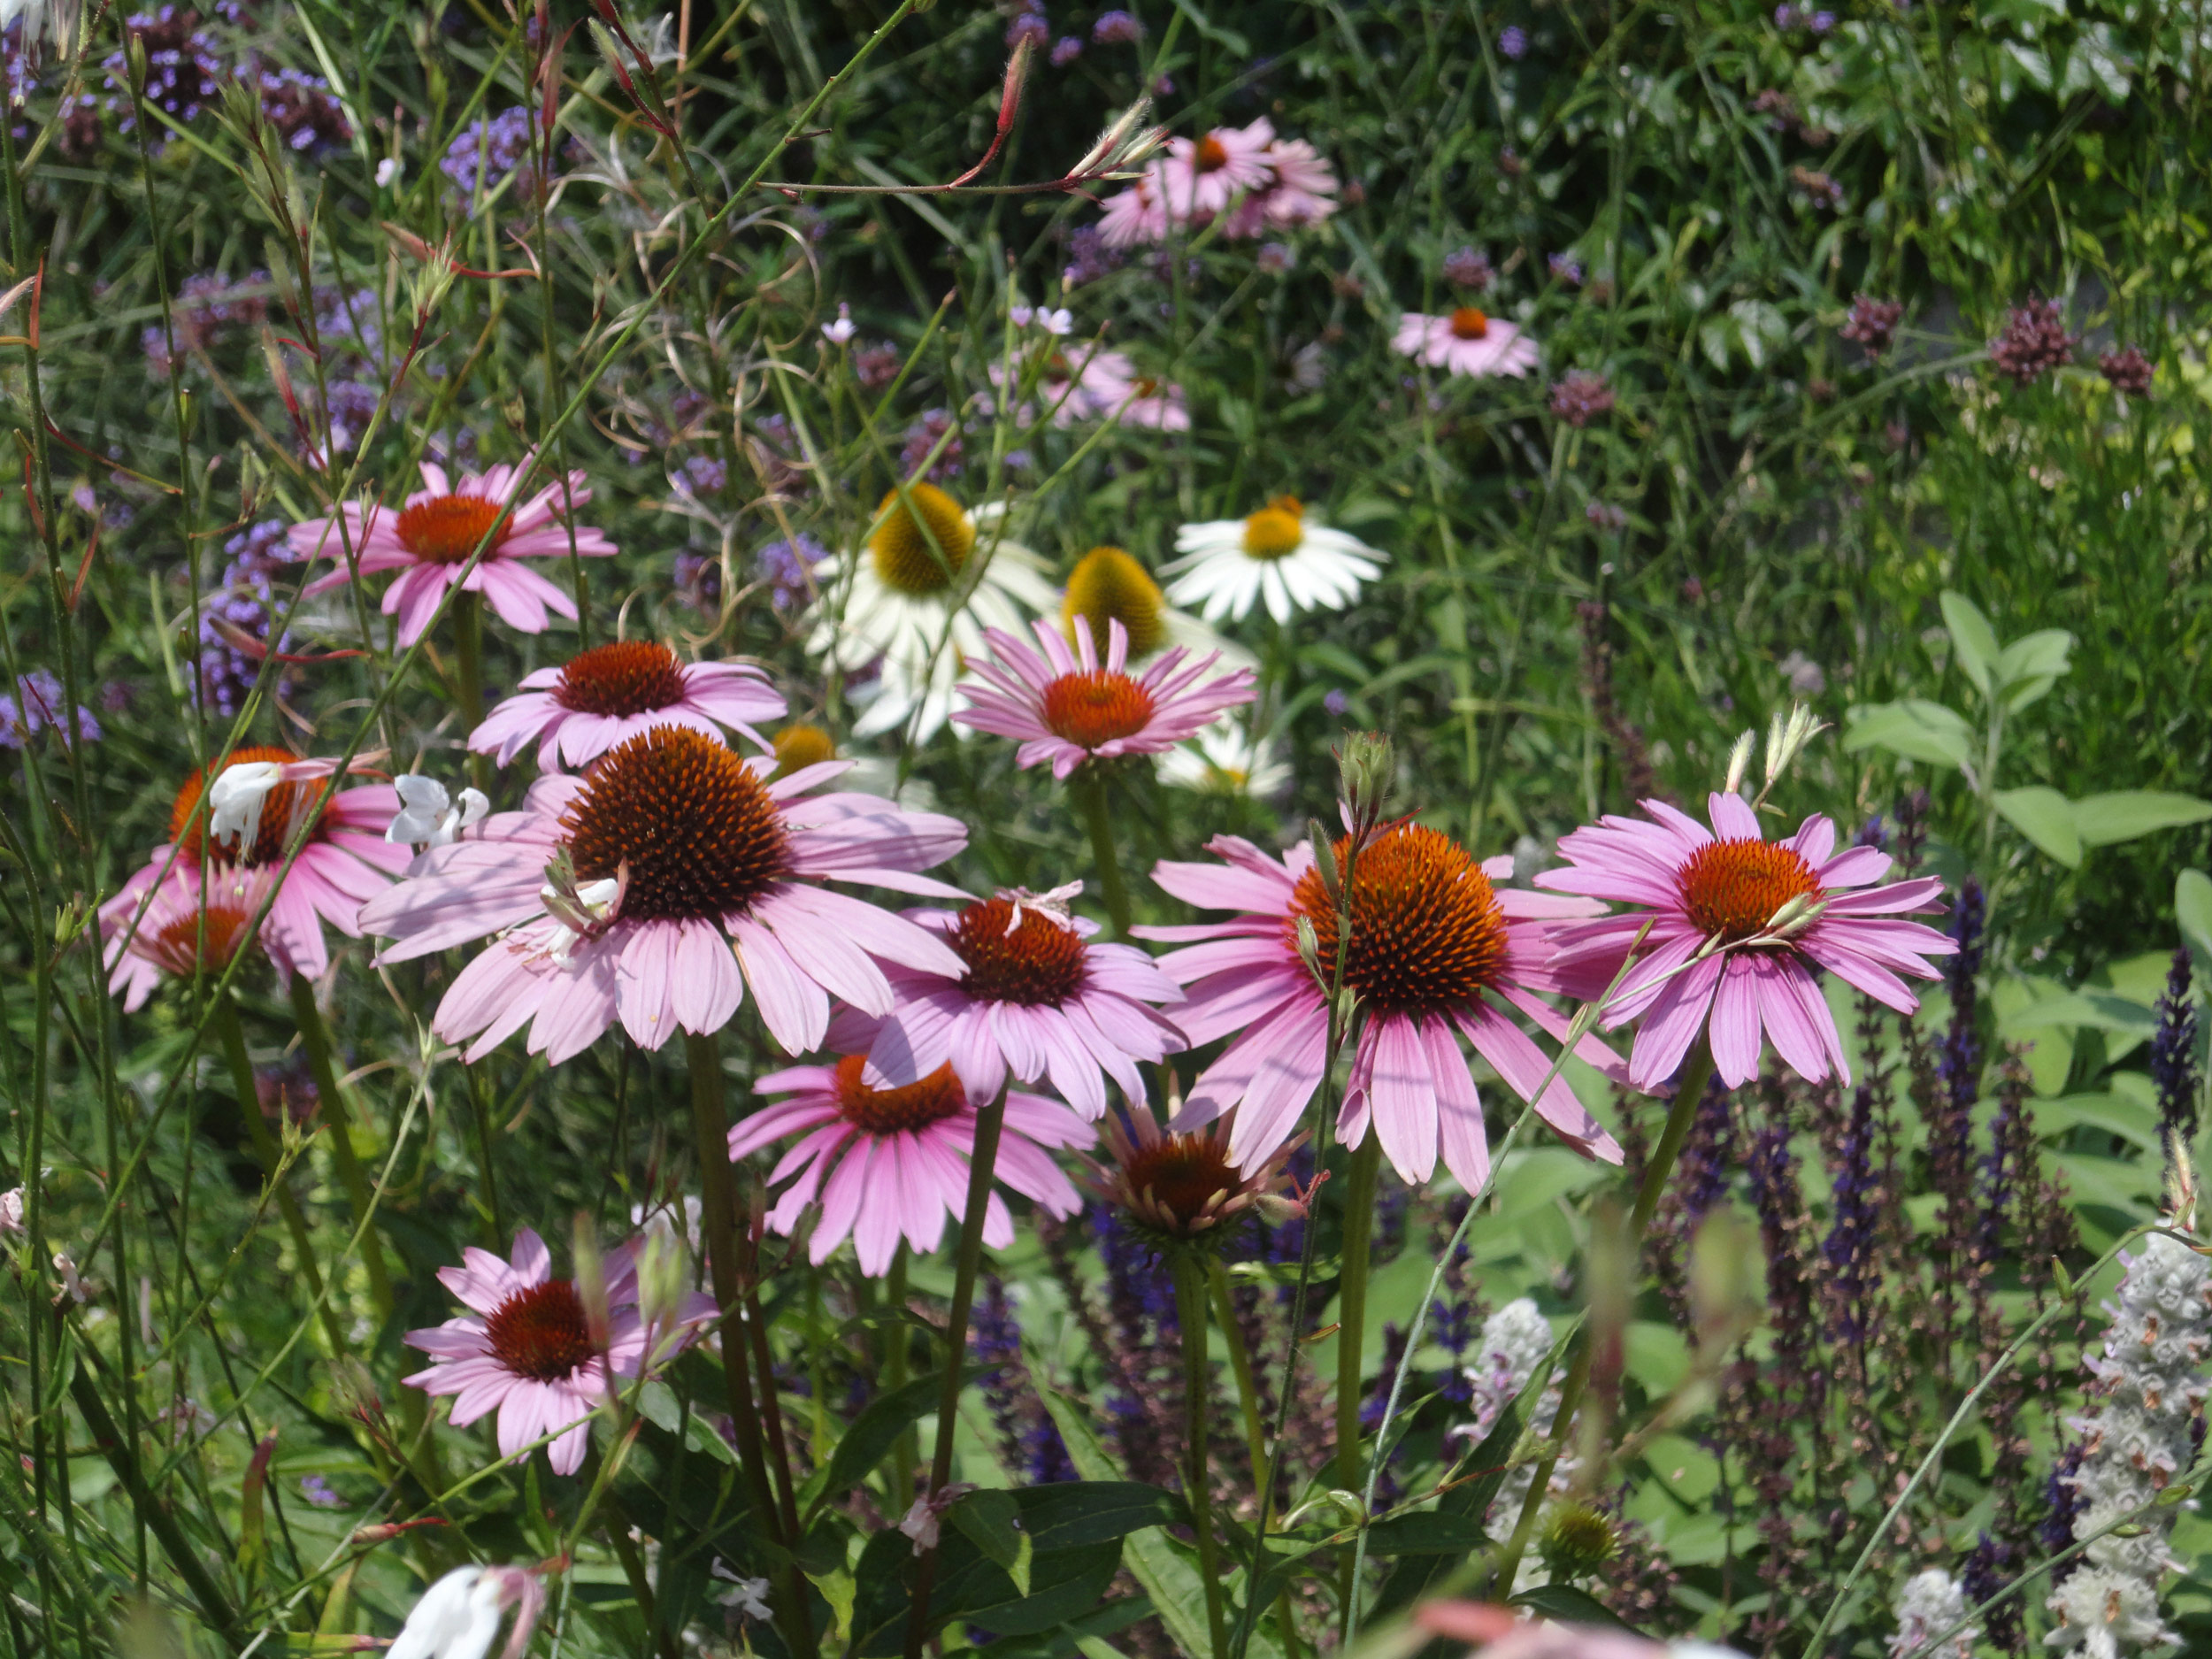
<box><xmin>1989</xmin><ymin>297</ymin><xmax>2076</xmax><ymax>385</ymax></box>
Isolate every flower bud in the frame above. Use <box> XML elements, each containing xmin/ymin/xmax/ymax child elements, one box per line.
<box><xmin>1337</xmin><ymin>731</ymin><xmax>1394</xmax><ymax>832</ymax></box>
<box><xmin>1722</xmin><ymin>728</ymin><xmax>1756</xmax><ymax>796</ymax></box>
<box><xmin>1293</xmin><ymin>914</ymin><xmax>1325</xmax><ymax>986</ymax></box>
<box><xmin>1305</xmin><ymin>820</ymin><xmax>1342</xmax><ymax>906</ymax></box>
<box><xmin>1538</xmin><ymin>1502</ymin><xmax>1619</xmax><ymax>1578</ymax></box>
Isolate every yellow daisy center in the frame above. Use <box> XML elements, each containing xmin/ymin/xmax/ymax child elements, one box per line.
<box><xmin>772</xmin><ymin>724</ymin><xmax>838</xmax><ymax>778</ymax></box>
<box><xmin>1240</xmin><ymin>496</ymin><xmax>1307</xmax><ymax>561</ymax></box>
<box><xmin>1063</xmin><ymin>546</ymin><xmax>1169</xmax><ymax>658</ymax></box>
<box><xmin>868</xmin><ymin>483</ymin><xmax>974</xmax><ymax>597</ymax></box>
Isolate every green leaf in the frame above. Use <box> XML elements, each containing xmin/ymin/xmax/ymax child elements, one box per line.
<box><xmin>1995</xmin><ymin>627</ymin><xmax>2072</xmax><ymax>691</ymax></box>
<box><xmin>1361</xmin><ymin>1510</ymin><xmax>1496</xmax><ymax>1555</ymax></box>
<box><xmin>803</xmin><ymin>1367</ymin><xmax>978</xmax><ymax>1515</ymax></box>
<box><xmin>1842</xmin><ymin>700</ymin><xmax>1973</xmax><ymax>768</ymax></box>
<box><xmin>1509</xmin><ymin>1584</ymin><xmax>1646</xmax><ymax>1633</ymax></box>
<box><xmin>1994</xmin><ymin>990</ymin><xmax>2155</xmax><ymax>1038</ymax></box>
<box><xmin>1939</xmin><ymin>591</ymin><xmax>2000</xmax><ymax>698</ymax></box>
<box><xmin>1994</xmin><ymin>787</ymin><xmax>2083</xmax><ymax>867</ymax></box>
<box><xmin>1014</xmin><ymin>1482</ymin><xmax>1189</xmax><ymax>1552</ymax></box>
<box><xmin>949</xmin><ymin>1492</ymin><xmax>1031</xmax><ymax>1598</ymax></box>
<box><xmin>2177</xmin><ymin>869</ymin><xmax>2212</xmax><ymax>980</ymax></box>
<box><xmin>2070</xmin><ymin>791</ymin><xmax>2212</xmax><ymax>849</ymax></box>
<box><xmin>1040</xmin><ymin>1393</ymin><xmax>1283</xmax><ymax>1659</ymax></box>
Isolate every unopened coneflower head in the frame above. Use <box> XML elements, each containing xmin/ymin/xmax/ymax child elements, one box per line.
<box><xmin>1538</xmin><ymin>793</ymin><xmax>1956</xmax><ymax>1091</ymax></box>
<box><xmin>770</xmin><ymin>723</ymin><xmax>839</xmax><ymax>777</ymax></box>
<box><xmin>359</xmin><ymin>726</ymin><xmax>971</xmax><ymax>1062</ymax></box>
<box><xmin>101</xmin><ymin>746</ymin><xmax>407</xmax><ymax>996</ymax></box>
<box><xmin>953</xmin><ymin>617</ymin><xmax>1256</xmax><ymax>780</ymax></box>
<box><xmin>468</xmin><ymin>640</ymin><xmax>783</xmax><ymax>772</ymax></box>
<box><xmin>403</xmin><ymin>1227</ymin><xmax>714</xmax><ymax>1475</ymax></box>
<box><xmin>733</xmin><ymin>1033</ymin><xmax>1089</xmax><ymax>1275</ymax></box>
<box><xmin>1084</xmin><ymin>1104</ymin><xmax>1307</xmax><ymax>1250</ymax></box>
<box><xmin>1141</xmin><ymin>820</ymin><xmax>1625</xmax><ymax>1189</ymax></box>
<box><xmin>1163</xmin><ymin>496</ymin><xmax>1385</xmax><ymax>624</ymax></box>
<box><xmin>289</xmin><ymin>456</ymin><xmax>617</xmax><ymax>647</ymax></box>
<box><xmin>806</xmin><ymin>484</ymin><xmax>1055</xmax><ymax>742</ymax></box>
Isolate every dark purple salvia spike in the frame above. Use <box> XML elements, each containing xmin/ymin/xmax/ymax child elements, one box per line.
<box><xmin>1820</xmin><ymin>1080</ymin><xmax>1881</xmax><ymax>1348</ymax></box>
<box><xmin>1894</xmin><ymin>788</ymin><xmax>1932</xmax><ymax>873</ymax></box>
<box><xmin>1961</xmin><ymin>1532</ymin><xmax>2024</xmax><ymax>1655</ymax></box>
<box><xmin>2039</xmin><ymin>1441</ymin><xmax>2086</xmax><ymax>1576</ymax></box>
<box><xmin>1939</xmin><ymin>875</ymin><xmax>1986</xmax><ymax>1123</ymax></box>
<box><xmin>2151</xmin><ymin>946</ymin><xmax>2200</xmax><ymax>1179</ymax></box>
<box><xmin>968</xmin><ymin>1277</ymin><xmax>1030</xmax><ymax>1475</ymax></box>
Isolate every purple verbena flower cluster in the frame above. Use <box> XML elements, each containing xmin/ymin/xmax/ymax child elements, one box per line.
<box><xmin>195</xmin><ymin>519</ymin><xmax>294</xmax><ymax>719</ymax></box>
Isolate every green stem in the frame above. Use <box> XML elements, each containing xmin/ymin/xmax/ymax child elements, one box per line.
<box><xmin>1076</xmin><ymin>767</ymin><xmax>1132</xmax><ymax>940</ymax></box>
<box><xmin>1210</xmin><ymin>1263</ymin><xmax>1303</xmax><ymax>1659</ymax></box>
<box><xmin>452</xmin><ymin>590</ymin><xmax>488</xmax><ymax>794</ymax></box>
<box><xmin>211</xmin><ymin>994</ymin><xmax>349</xmax><ymax>1360</ymax></box>
<box><xmin>684</xmin><ymin>1030</ymin><xmax>816</xmax><ymax>1659</ymax></box>
<box><xmin>288</xmin><ymin>976</ymin><xmax>395</xmax><ymax>1320</ymax></box>
<box><xmin>1492</xmin><ymin>1033</ymin><xmax>1716</xmax><ymax>1593</ymax></box>
<box><xmin>1172</xmin><ymin>1253</ymin><xmax>1230</xmax><ymax>1659</ymax></box>
<box><xmin>1333</xmin><ymin>1135</ymin><xmax>1385</xmax><ymax>1630</ymax></box>
<box><xmin>901</xmin><ymin>1088</ymin><xmax>1010</xmax><ymax>1659</ymax></box>
<box><xmin>885</xmin><ymin>1245</ymin><xmax>916</xmax><ymax>1515</ymax></box>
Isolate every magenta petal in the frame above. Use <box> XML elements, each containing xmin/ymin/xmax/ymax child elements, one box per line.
<box><xmin>1362</xmin><ymin>1014</ymin><xmax>1439</xmax><ymax>1183</ymax></box>
<box><xmin>1707</xmin><ymin>958</ymin><xmax>1764</xmax><ymax>1087</ymax></box>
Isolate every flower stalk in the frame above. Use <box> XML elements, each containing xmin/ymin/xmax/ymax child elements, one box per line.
<box><xmin>683</xmin><ymin>1029</ymin><xmax>815</xmax><ymax>1659</ymax></box>
<box><xmin>1076</xmin><ymin>765</ymin><xmax>1133</xmax><ymax>938</ymax></box>
<box><xmin>1171</xmin><ymin>1249</ymin><xmax>1231</xmax><ymax>1657</ymax></box>
<box><xmin>902</xmin><ymin>1087</ymin><xmax>1010</xmax><ymax>1659</ymax></box>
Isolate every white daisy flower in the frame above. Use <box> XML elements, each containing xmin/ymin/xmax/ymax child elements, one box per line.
<box><xmin>1162</xmin><ymin>495</ymin><xmax>1384</xmax><ymax>624</ymax></box>
<box><xmin>806</xmin><ymin>483</ymin><xmax>1056</xmax><ymax>741</ymax></box>
<box><xmin>1157</xmin><ymin>715</ymin><xmax>1291</xmax><ymax>798</ymax></box>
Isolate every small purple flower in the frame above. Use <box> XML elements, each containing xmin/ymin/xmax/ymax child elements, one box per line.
<box><xmin>1324</xmin><ymin>688</ymin><xmax>1348</xmax><ymax>717</ymax></box>
<box><xmin>2098</xmin><ymin>345</ymin><xmax>2154</xmax><ymax>397</ymax></box>
<box><xmin>677</xmin><ymin>455</ymin><xmax>727</xmax><ymax>497</ymax></box>
<box><xmin>299</xmin><ymin>1475</ymin><xmax>345</xmax><ymax>1509</ymax></box>
<box><xmin>1092</xmin><ymin>9</ymin><xmax>1142</xmax><ymax>43</ymax></box>
<box><xmin>1839</xmin><ymin>294</ymin><xmax>1904</xmax><ymax>357</ymax></box>
<box><xmin>1498</xmin><ymin>24</ymin><xmax>1527</xmax><ymax>58</ymax></box>
<box><xmin>1256</xmin><ymin>242</ymin><xmax>1294</xmax><ymax>274</ymax></box>
<box><xmin>1810</xmin><ymin>9</ymin><xmax>1836</xmax><ymax>29</ymax></box>
<box><xmin>756</xmin><ymin>534</ymin><xmax>824</xmax><ymax>611</ymax></box>
<box><xmin>673</xmin><ymin>550</ymin><xmax>721</xmax><ymax>613</ymax></box>
<box><xmin>1549</xmin><ymin>370</ymin><xmax>1616</xmax><ymax>427</ymax></box>
<box><xmin>1063</xmin><ymin>225</ymin><xmax>1124</xmax><ymax>288</ymax></box>
<box><xmin>1548</xmin><ymin>252</ymin><xmax>1584</xmax><ymax>286</ymax></box>
<box><xmin>1007</xmin><ymin>14</ymin><xmax>1050</xmax><ymax>50</ymax></box>
<box><xmin>1443</xmin><ymin>246</ymin><xmax>1494</xmax><ymax>291</ymax></box>
<box><xmin>439</xmin><ymin>106</ymin><xmax>539</xmax><ymax>204</ymax></box>
<box><xmin>1050</xmin><ymin>35</ymin><xmax>1082</xmax><ymax>65</ymax></box>
<box><xmin>1773</xmin><ymin>3</ymin><xmax>1801</xmax><ymax>26</ymax></box>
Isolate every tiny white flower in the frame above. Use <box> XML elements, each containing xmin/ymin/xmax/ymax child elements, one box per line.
<box><xmin>375</xmin><ymin>157</ymin><xmax>403</xmax><ymax>188</ymax></box>
<box><xmin>1037</xmin><ymin>306</ymin><xmax>1073</xmax><ymax>336</ymax></box>
<box><xmin>822</xmin><ymin>303</ymin><xmax>856</xmax><ymax>345</ymax></box>
<box><xmin>0</xmin><ymin>1186</ymin><xmax>22</xmax><ymax>1234</ymax></box>
<box><xmin>898</xmin><ymin>1482</ymin><xmax>976</xmax><ymax>1555</ymax></box>
<box><xmin>710</xmin><ymin>1563</ymin><xmax>772</xmax><ymax>1622</ymax></box>
<box><xmin>388</xmin><ymin>774</ymin><xmax>490</xmax><ymax>848</ymax></box>
<box><xmin>1009</xmin><ymin>304</ymin><xmax>1035</xmax><ymax>329</ymax></box>
<box><xmin>52</xmin><ymin>1251</ymin><xmax>87</xmax><ymax>1304</ymax></box>
<box><xmin>207</xmin><ymin>760</ymin><xmax>287</xmax><ymax>850</ymax></box>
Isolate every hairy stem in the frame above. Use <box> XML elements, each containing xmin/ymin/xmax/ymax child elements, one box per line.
<box><xmin>1333</xmin><ymin>1134</ymin><xmax>1385</xmax><ymax>1628</ymax></box>
<box><xmin>1172</xmin><ymin>1251</ymin><xmax>1230</xmax><ymax>1658</ymax></box>
<box><xmin>683</xmin><ymin>1029</ymin><xmax>815</xmax><ymax>1659</ymax></box>
<box><xmin>902</xmin><ymin>1088</ymin><xmax>1009</xmax><ymax>1659</ymax></box>
<box><xmin>1077</xmin><ymin>766</ymin><xmax>1133</xmax><ymax>939</ymax></box>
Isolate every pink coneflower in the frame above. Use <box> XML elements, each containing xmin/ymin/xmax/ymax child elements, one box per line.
<box><xmin>100</xmin><ymin>745</ymin><xmax>406</xmax><ymax>995</ymax></box>
<box><xmin>954</xmin><ymin>618</ymin><xmax>1255</xmax><ymax>779</ymax></box>
<box><xmin>106</xmin><ymin>868</ymin><xmax>276</xmax><ymax>1011</ymax></box>
<box><xmin>1258</xmin><ymin>137</ymin><xmax>1339</xmax><ymax>227</ymax></box>
<box><xmin>357</xmin><ymin>726</ymin><xmax>970</xmax><ymax>1063</ymax></box>
<box><xmin>1393</xmin><ymin>308</ymin><xmax>1540</xmax><ymax>379</ymax></box>
<box><xmin>1009</xmin><ymin>343</ymin><xmax>1139</xmax><ymax>426</ymax></box>
<box><xmin>732</xmin><ymin>1046</ymin><xmax>1089</xmax><ymax>1274</ymax></box>
<box><xmin>1158</xmin><ymin>117</ymin><xmax>1276</xmax><ymax>218</ymax></box>
<box><xmin>403</xmin><ymin>1227</ymin><xmax>714</xmax><ymax>1475</ymax></box>
<box><xmin>853</xmin><ymin>889</ymin><xmax>1186</xmax><ymax>1119</ymax></box>
<box><xmin>467</xmin><ymin>641</ymin><xmax>783</xmax><ymax>772</ymax></box>
<box><xmin>1098</xmin><ymin>171</ymin><xmax>1169</xmax><ymax>248</ymax></box>
<box><xmin>1084</xmin><ymin>1105</ymin><xmax>1307</xmax><ymax>1249</ymax></box>
<box><xmin>1140</xmin><ymin>826</ymin><xmax>1624</xmax><ymax>1188</ymax></box>
<box><xmin>1535</xmin><ymin>792</ymin><xmax>1956</xmax><ymax>1090</ymax></box>
<box><xmin>290</xmin><ymin>457</ymin><xmax>617</xmax><ymax>647</ymax></box>
<box><xmin>1115</xmin><ymin>374</ymin><xmax>1191</xmax><ymax>430</ymax></box>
